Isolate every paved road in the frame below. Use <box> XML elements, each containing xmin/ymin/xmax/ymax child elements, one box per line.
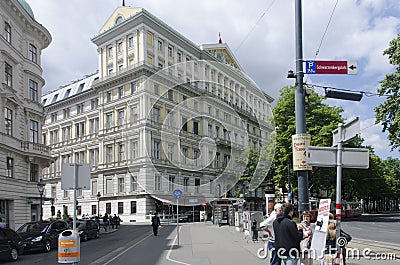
<box><xmin>2</xmin><ymin>214</ymin><xmax>399</xmax><ymax>265</ymax></box>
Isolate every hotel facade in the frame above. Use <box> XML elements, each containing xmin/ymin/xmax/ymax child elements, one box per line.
<box><xmin>0</xmin><ymin>0</ymin><xmax>52</xmax><ymax>229</ymax></box>
<box><xmin>41</xmin><ymin>6</ymin><xmax>274</xmax><ymax>222</ymax></box>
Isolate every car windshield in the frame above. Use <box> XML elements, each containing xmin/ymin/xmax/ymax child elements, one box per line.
<box><xmin>76</xmin><ymin>222</ymin><xmax>86</xmax><ymax>229</ymax></box>
<box><xmin>17</xmin><ymin>223</ymin><xmax>48</xmax><ymax>233</ymax></box>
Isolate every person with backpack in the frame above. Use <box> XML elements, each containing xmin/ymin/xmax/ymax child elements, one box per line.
<box><xmin>151</xmin><ymin>212</ymin><xmax>161</xmax><ymax>236</ymax></box>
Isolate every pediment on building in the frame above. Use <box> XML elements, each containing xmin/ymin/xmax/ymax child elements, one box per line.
<box><xmin>0</xmin><ymin>91</ymin><xmax>23</xmax><ymax>108</ymax></box>
<box><xmin>98</xmin><ymin>7</ymin><xmax>143</xmax><ymax>34</ymax></box>
<box><xmin>200</xmin><ymin>43</ymin><xmax>243</xmax><ymax>72</ymax></box>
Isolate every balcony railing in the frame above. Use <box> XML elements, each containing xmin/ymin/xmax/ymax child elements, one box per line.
<box><xmin>0</xmin><ymin>132</ymin><xmax>51</xmax><ymax>157</ymax></box>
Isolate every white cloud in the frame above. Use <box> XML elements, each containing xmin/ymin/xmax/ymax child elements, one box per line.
<box><xmin>27</xmin><ymin>0</ymin><xmax>400</xmax><ymax>159</ymax></box>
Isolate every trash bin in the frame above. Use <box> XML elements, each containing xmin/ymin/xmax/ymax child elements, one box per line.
<box><xmin>58</xmin><ymin>229</ymin><xmax>80</xmax><ymax>264</ymax></box>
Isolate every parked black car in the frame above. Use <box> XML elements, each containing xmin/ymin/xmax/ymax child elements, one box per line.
<box><xmin>76</xmin><ymin>219</ymin><xmax>99</xmax><ymax>241</ymax></box>
<box><xmin>0</xmin><ymin>227</ymin><xmax>25</xmax><ymax>262</ymax></box>
<box><xmin>16</xmin><ymin>220</ymin><xmax>69</xmax><ymax>253</ymax></box>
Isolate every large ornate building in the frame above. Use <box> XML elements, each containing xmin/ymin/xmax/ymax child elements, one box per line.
<box><xmin>0</xmin><ymin>0</ymin><xmax>52</xmax><ymax>229</ymax></box>
<box><xmin>41</xmin><ymin>6</ymin><xmax>274</xmax><ymax>222</ymax></box>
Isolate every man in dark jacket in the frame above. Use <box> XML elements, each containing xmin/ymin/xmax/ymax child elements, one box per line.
<box><xmin>273</xmin><ymin>203</ymin><xmax>304</xmax><ymax>265</ymax></box>
<box><xmin>151</xmin><ymin>212</ymin><xmax>161</xmax><ymax>236</ymax></box>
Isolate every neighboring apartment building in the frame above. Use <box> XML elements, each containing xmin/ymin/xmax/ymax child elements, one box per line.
<box><xmin>41</xmin><ymin>6</ymin><xmax>274</xmax><ymax>222</ymax></box>
<box><xmin>0</xmin><ymin>0</ymin><xmax>52</xmax><ymax>229</ymax></box>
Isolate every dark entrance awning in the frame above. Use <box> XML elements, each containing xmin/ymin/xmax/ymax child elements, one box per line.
<box><xmin>150</xmin><ymin>194</ymin><xmax>216</xmax><ymax>206</ymax></box>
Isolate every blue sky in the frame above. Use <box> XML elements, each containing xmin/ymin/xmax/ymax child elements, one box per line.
<box><xmin>27</xmin><ymin>0</ymin><xmax>400</xmax><ymax>159</ymax></box>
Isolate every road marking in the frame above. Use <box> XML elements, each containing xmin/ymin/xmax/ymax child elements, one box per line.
<box><xmin>88</xmin><ymin>233</ymin><xmax>153</xmax><ymax>265</ymax></box>
<box><xmin>166</xmin><ymin>226</ymin><xmax>192</xmax><ymax>265</ymax></box>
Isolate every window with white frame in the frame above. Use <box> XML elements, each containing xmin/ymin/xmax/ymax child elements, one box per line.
<box><xmin>157</xmin><ymin>40</ymin><xmax>163</xmax><ymax>51</ymax></box>
<box><xmin>131</xmin><ymin>140</ymin><xmax>138</xmax><ymax>159</ymax></box>
<box><xmin>29</xmin><ymin>163</ymin><xmax>39</xmax><ymax>182</ymax></box>
<box><xmin>118</xmin><ymin>42</ymin><xmax>123</xmax><ymax>53</ymax></box>
<box><xmin>29</xmin><ymin>79</ymin><xmax>38</xmax><ymax>101</ymax></box>
<box><xmin>6</xmin><ymin>157</ymin><xmax>14</xmax><ymax>178</ymax></box>
<box><xmin>195</xmin><ymin>178</ymin><xmax>200</xmax><ymax>193</ymax></box>
<box><xmin>92</xmin><ymin>180</ymin><xmax>97</xmax><ymax>196</ymax></box>
<box><xmin>153</xmin><ymin>140</ymin><xmax>160</xmax><ymax>159</ymax></box>
<box><xmin>168</xmin><ymin>46</ymin><xmax>173</xmax><ymax>57</ymax></box>
<box><xmin>118</xmin><ymin>143</ymin><xmax>125</xmax><ymax>161</ymax></box>
<box><xmin>30</xmin><ymin>120</ymin><xmax>39</xmax><ymax>143</ymax></box>
<box><xmin>4</xmin><ymin>22</ymin><xmax>11</xmax><ymax>43</ymax></box>
<box><xmin>63</xmin><ymin>108</ymin><xmax>70</xmax><ymax>119</ymax></box>
<box><xmin>152</xmin><ymin>107</ymin><xmax>160</xmax><ymax>123</ymax></box>
<box><xmin>118</xmin><ymin>177</ymin><xmax>125</xmax><ymax>193</ymax></box>
<box><xmin>181</xmin><ymin>117</ymin><xmax>187</xmax><ymax>132</ymax></box>
<box><xmin>4</xmin><ymin>107</ymin><xmax>12</xmax><ymax>136</ymax></box>
<box><xmin>193</xmin><ymin>150</ymin><xmax>199</xmax><ymax>166</ymax></box>
<box><xmin>90</xmin><ymin>99</ymin><xmax>98</xmax><ymax>110</ymax></box>
<box><xmin>118</xmin><ymin>109</ymin><xmax>125</xmax><ymax>126</ymax></box>
<box><xmin>29</xmin><ymin>44</ymin><xmax>37</xmax><ymax>63</ymax></box>
<box><xmin>130</xmin><ymin>82</ymin><xmax>137</xmax><ymax>93</ymax></box>
<box><xmin>130</xmin><ymin>201</ymin><xmax>137</xmax><ymax>214</ymax></box>
<box><xmin>166</xmin><ymin>110</ymin><xmax>173</xmax><ymax>127</ymax></box>
<box><xmin>106</xmin><ymin>113</ymin><xmax>113</xmax><ymax>128</ymax></box>
<box><xmin>130</xmin><ymin>106</ymin><xmax>138</xmax><ymax>123</ymax></box>
<box><xmin>183</xmin><ymin>177</ymin><xmax>189</xmax><ymax>192</ymax></box>
<box><xmin>106</xmin><ymin>91</ymin><xmax>112</xmax><ymax>102</ymax></box>
<box><xmin>128</xmin><ymin>36</ymin><xmax>134</xmax><ymax>48</ymax></box>
<box><xmin>130</xmin><ymin>175</ymin><xmax>137</xmax><ymax>191</ymax></box>
<box><xmin>168</xmin><ymin>175</ymin><xmax>175</xmax><ymax>192</ymax></box>
<box><xmin>181</xmin><ymin>147</ymin><xmax>188</xmax><ymax>164</ymax></box>
<box><xmin>89</xmin><ymin>149</ymin><xmax>99</xmax><ymax>167</ymax></box>
<box><xmin>106</xmin><ymin>178</ymin><xmax>113</xmax><ymax>194</ymax></box>
<box><xmin>154</xmin><ymin>175</ymin><xmax>161</xmax><ymax>191</ymax></box>
<box><xmin>5</xmin><ymin>62</ymin><xmax>12</xmax><ymax>87</ymax></box>
<box><xmin>118</xmin><ymin>86</ymin><xmax>124</xmax><ymax>98</ymax></box>
<box><xmin>75</xmin><ymin>122</ymin><xmax>85</xmax><ymax>138</ymax></box>
<box><xmin>208</xmin><ymin>124</ymin><xmax>213</xmax><ymax>137</ymax></box>
<box><xmin>106</xmin><ymin>145</ymin><xmax>113</xmax><ymax>163</ymax></box>
<box><xmin>167</xmin><ymin>143</ymin><xmax>173</xmax><ymax>161</ymax></box>
<box><xmin>89</xmin><ymin>118</ymin><xmax>98</xmax><ymax>134</ymax></box>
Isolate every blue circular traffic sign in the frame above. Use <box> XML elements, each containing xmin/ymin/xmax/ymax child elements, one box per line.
<box><xmin>173</xmin><ymin>189</ymin><xmax>182</xmax><ymax>199</ymax></box>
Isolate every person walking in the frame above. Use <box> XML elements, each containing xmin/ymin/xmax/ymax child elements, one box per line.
<box><xmin>262</xmin><ymin>203</ymin><xmax>282</xmax><ymax>265</ymax></box>
<box><xmin>273</xmin><ymin>203</ymin><xmax>307</xmax><ymax>265</ymax></box>
<box><xmin>151</xmin><ymin>212</ymin><xmax>161</xmax><ymax>236</ymax></box>
<box><xmin>102</xmin><ymin>213</ymin><xmax>109</xmax><ymax>232</ymax></box>
<box><xmin>251</xmin><ymin>219</ymin><xmax>258</xmax><ymax>242</ymax></box>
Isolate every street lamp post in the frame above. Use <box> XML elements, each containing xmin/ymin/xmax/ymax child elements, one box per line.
<box><xmin>37</xmin><ymin>179</ymin><xmax>46</xmax><ymax>222</ymax></box>
<box><xmin>96</xmin><ymin>192</ymin><xmax>101</xmax><ymax>216</ymax></box>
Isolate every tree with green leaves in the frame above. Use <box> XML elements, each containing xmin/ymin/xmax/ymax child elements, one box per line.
<box><xmin>375</xmin><ymin>33</ymin><xmax>400</xmax><ymax>151</ymax></box>
<box><xmin>273</xmin><ymin>86</ymin><xmax>344</xmax><ymax>197</ymax></box>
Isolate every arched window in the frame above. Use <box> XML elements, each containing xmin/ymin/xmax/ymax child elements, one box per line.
<box><xmin>115</xmin><ymin>16</ymin><xmax>124</xmax><ymax>25</ymax></box>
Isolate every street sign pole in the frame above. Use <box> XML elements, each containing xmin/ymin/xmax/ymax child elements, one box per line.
<box><xmin>294</xmin><ymin>0</ymin><xmax>310</xmax><ymax>214</ymax></box>
<box><xmin>335</xmin><ymin>124</ymin><xmax>343</xmax><ymax>263</ymax></box>
<box><xmin>176</xmin><ymin>198</ymin><xmax>179</xmax><ymax>245</ymax></box>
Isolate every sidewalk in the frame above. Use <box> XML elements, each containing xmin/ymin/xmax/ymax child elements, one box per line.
<box><xmin>163</xmin><ymin>222</ymin><xmax>400</xmax><ymax>265</ymax></box>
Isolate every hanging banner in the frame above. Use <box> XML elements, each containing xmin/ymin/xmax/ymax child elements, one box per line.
<box><xmin>292</xmin><ymin>134</ymin><xmax>312</xmax><ymax>171</ymax></box>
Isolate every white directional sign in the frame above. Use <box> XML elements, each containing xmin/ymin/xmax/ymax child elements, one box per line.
<box><xmin>332</xmin><ymin>117</ymin><xmax>360</xmax><ymax>147</ymax></box>
<box><xmin>306</xmin><ymin>146</ymin><xmax>369</xmax><ymax>169</ymax></box>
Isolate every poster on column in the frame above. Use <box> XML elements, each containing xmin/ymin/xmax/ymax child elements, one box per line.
<box><xmin>292</xmin><ymin>134</ymin><xmax>312</xmax><ymax>171</ymax></box>
<box><xmin>310</xmin><ymin>198</ymin><xmax>331</xmax><ymax>260</ymax></box>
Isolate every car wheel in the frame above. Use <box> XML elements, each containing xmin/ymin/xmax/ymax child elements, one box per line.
<box><xmin>82</xmin><ymin>233</ymin><xmax>88</xmax><ymax>242</ymax></box>
<box><xmin>44</xmin><ymin>240</ymin><xmax>51</xmax><ymax>252</ymax></box>
<box><xmin>9</xmin><ymin>247</ymin><xmax>19</xmax><ymax>261</ymax></box>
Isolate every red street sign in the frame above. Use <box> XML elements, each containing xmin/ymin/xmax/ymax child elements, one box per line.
<box><xmin>306</xmin><ymin>60</ymin><xmax>357</xmax><ymax>74</ymax></box>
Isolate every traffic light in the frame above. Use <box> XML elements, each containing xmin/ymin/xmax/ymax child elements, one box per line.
<box><xmin>325</xmin><ymin>88</ymin><xmax>363</xmax><ymax>101</ymax></box>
